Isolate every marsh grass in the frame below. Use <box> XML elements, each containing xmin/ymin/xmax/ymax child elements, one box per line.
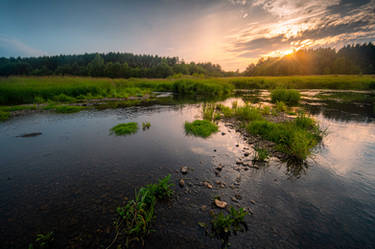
<box><xmin>28</xmin><ymin>232</ymin><xmax>54</xmax><ymax>249</ymax></box>
<box><xmin>109</xmin><ymin>175</ymin><xmax>173</xmax><ymax>248</ymax></box>
<box><xmin>316</xmin><ymin>91</ymin><xmax>375</xmax><ymax>103</ymax></box>
<box><xmin>110</xmin><ymin>122</ymin><xmax>139</xmax><ymax>136</ymax></box>
<box><xmin>275</xmin><ymin>101</ymin><xmax>288</xmax><ymax>112</ymax></box>
<box><xmin>142</xmin><ymin>122</ymin><xmax>151</xmax><ymax>130</ymax></box>
<box><xmin>54</xmin><ymin>105</ymin><xmax>86</xmax><ymax>113</ymax></box>
<box><xmin>233</xmin><ymin>105</ymin><xmax>263</xmax><ymax>121</ymax></box>
<box><xmin>254</xmin><ymin>148</ymin><xmax>269</xmax><ymax>162</ymax></box>
<box><xmin>209</xmin><ymin>207</ymin><xmax>248</xmax><ymax>249</ymax></box>
<box><xmin>247</xmin><ymin>114</ymin><xmax>323</xmax><ymax>160</ymax></box>
<box><xmin>202</xmin><ymin>103</ymin><xmax>216</xmax><ymax>121</ymax></box>
<box><xmin>0</xmin><ymin>111</ymin><xmax>10</xmax><ymax>121</ymax></box>
<box><xmin>184</xmin><ymin>120</ymin><xmax>218</xmax><ymax>138</ymax></box>
<box><xmin>271</xmin><ymin>89</ymin><xmax>300</xmax><ymax>106</ymax></box>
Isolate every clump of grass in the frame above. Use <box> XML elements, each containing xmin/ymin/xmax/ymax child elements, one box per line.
<box><xmin>54</xmin><ymin>105</ymin><xmax>86</xmax><ymax>113</ymax></box>
<box><xmin>233</xmin><ymin>105</ymin><xmax>263</xmax><ymax>121</ymax></box>
<box><xmin>0</xmin><ymin>111</ymin><xmax>10</xmax><ymax>121</ymax></box>
<box><xmin>28</xmin><ymin>232</ymin><xmax>54</xmax><ymax>249</ymax></box>
<box><xmin>254</xmin><ymin>148</ymin><xmax>269</xmax><ymax>162</ymax></box>
<box><xmin>52</xmin><ymin>93</ymin><xmax>76</xmax><ymax>102</ymax></box>
<box><xmin>275</xmin><ymin>101</ymin><xmax>287</xmax><ymax>112</ymax></box>
<box><xmin>216</xmin><ymin>104</ymin><xmax>233</xmax><ymax>118</ymax></box>
<box><xmin>109</xmin><ymin>175</ymin><xmax>173</xmax><ymax>248</ymax></box>
<box><xmin>184</xmin><ymin>120</ymin><xmax>218</xmax><ymax>138</ymax></box>
<box><xmin>209</xmin><ymin>207</ymin><xmax>248</xmax><ymax>248</ymax></box>
<box><xmin>110</xmin><ymin>122</ymin><xmax>139</xmax><ymax>136</ymax></box>
<box><xmin>202</xmin><ymin>103</ymin><xmax>216</xmax><ymax>121</ymax></box>
<box><xmin>247</xmin><ymin>116</ymin><xmax>323</xmax><ymax>160</ymax></box>
<box><xmin>33</xmin><ymin>96</ymin><xmax>45</xmax><ymax>104</ymax></box>
<box><xmin>142</xmin><ymin>122</ymin><xmax>151</xmax><ymax>130</ymax></box>
<box><xmin>260</xmin><ymin>106</ymin><xmax>271</xmax><ymax>115</ymax></box>
<box><xmin>271</xmin><ymin>89</ymin><xmax>300</xmax><ymax>106</ymax></box>
<box><xmin>231</xmin><ymin>101</ymin><xmax>238</xmax><ymax>109</ymax></box>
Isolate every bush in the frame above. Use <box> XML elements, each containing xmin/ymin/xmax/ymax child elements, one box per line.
<box><xmin>110</xmin><ymin>122</ymin><xmax>139</xmax><ymax>136</ymax></box>
<box><xmin>271</xmin><ymin>89</ymin><xmax>300</xmax><ymax>106</ymax></box>
<box><xmin>184</xmin><ymin>120</ymin><xmax>218</xmax><ymax>138</ymax></box>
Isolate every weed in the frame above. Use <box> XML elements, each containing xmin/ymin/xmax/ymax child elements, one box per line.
<box><xmin>28</xmin><ymin>232</ymin><xmax>54</xmax><ymax>249</ymax></box>
<box><xmin>108</xmin><ymin>175</ymin><xmax>173</xmax><ymax>248</ymax></box>
<box><xmin>254</xmin><ymin>148</ymin><xmax>269</xmax><ymax>162</ymax></box>
<box><xmin>209</xmin><ymin>207</ymin><xmax>248</xmax><ymax>249</ymax></box>
<box><xmin>184</xmin><ymin>120</ymin><xmax>218</xmax><ymax>138</ymax></box>
<box><xmin>271</xmin><ymin>89</ymin><xmax>300</xmax><ymax>106</ymax></box>
<box><xmin>0</xmin><ymin>111</ymin><xmax>10</xmax><ymax>121</ymax></box>
<box><xmin>142</xmin><ymin>122</ymin><xmax>151</xmax><ymax>130</ymax></box>
<box><xmin>110</xmin><ymin>122</ymin><xmax>139</xmax><ymax>136</ymax></box>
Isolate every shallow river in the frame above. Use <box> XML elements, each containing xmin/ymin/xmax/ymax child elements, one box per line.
<box><xmin>0</xmin><ymin>93</ymin><xmax>374</xmax><ymax>249</ymax></box>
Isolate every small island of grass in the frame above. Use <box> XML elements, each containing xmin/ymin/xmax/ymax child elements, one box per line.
<box><xmin>184</xmin><ymin>120</ymin><xmax>218</xmax><ymax>138</ymax></box>
<box><xmin>110</xmin><ymin>122</ymin><xmax>139</xmax><ymax>136</ymax></box>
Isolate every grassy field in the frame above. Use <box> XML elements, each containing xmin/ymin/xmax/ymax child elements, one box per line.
<box><xmin>0</xmin><ymin>75</ymin><xmax>374</xmax><ymax>105</ymax></box>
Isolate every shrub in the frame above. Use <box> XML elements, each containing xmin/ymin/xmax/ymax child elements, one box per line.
<box><xmin>271</xmin><ymin>89</ymin><xmax>300</xmax><ymax>106</ymax></box>
<box><xmin>184</xmin><ymin>120</ymin><xmax>218</xmax><ymax>138</ymax></box>
<box><xmin>110</xmin><ymin>122</ymin><xmax>139</xmax><ymax>136</ymax></box>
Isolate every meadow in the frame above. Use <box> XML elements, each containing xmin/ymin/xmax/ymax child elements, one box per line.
<box><xmin>0</xmin><ymin>75</ymin><xmax>374</xmax><ymax>105</ymax></box>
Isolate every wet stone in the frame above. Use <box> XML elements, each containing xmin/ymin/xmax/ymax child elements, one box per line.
<box><xmin>180</xmin><ymin>166</ymin><xmax>188</xmax><ymax>174</ymax></box>
<box><xmin>179</xmin><ymin>179</ymin><xmax>185</xmax><ymax>187</ymax></box>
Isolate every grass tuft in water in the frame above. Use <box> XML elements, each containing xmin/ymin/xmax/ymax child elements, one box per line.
<box><xmin>110</xmin><ymin>175</ymin><xmax>173</xmax><ymax>248</ymax></box>
<box><xmin>254</xmin><ymin>148</ymin><xmax>269</xmax><ymax>162</ymax></box>
<box><xmin>247</xmin><ymin>114</ymin><xmax>323</xmax><ymax>160</ymax></box>
<box><xmin>28</xmin><ymin>232</ymin><xmax>54</xmax><ymax>249</ymax></box>
<box><xmin>0</xmin><ymin>111</ymin><xmax>10</xmax><ymax>121</ymax></box>
<box><xmin>184</xmin><ymin>120</ymin><xmax>218</xmax><ymax>138</ymax></box>
<box><xmin>110</xmin><ymin>122</ymin><xmax>139</xmax><ymax>136</ymax></box>
<box><xmin>142</xmin><ymin>122</ymin><xmax>151</xmax><ymax>130</ymax></box>
<box><xmin>209</xmin><ymin>206</ymin><xmax>248</xmax><ymax>249</ymax></box>
<box><xmin>271</xmin><ymin>89</ymin><xmax>300</xmax><ymax>106</ymax></box>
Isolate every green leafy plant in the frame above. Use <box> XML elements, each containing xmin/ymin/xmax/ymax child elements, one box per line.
<box><xmin>142</xmin><ymin>122</ymin><xmax>151</xmax><ymax>130</ymax></box>
<box><xmin>271</xmin><ymin>89</ymin><xmax>300</xmax><ymax>106</ymax></box>
<box><xmin>110</xmin><ymin>122</ymin><xmax>139</xmax><ymax>136</ymax></box>
<box><xmin>184</xmin><ymin>120</ymin><xmax>218</xmax><ymax>138</ymax></box>
<box><xmin>28</xmin><ymin>232</ymin><xmax>54</xmax><ymax>249</ymax></box>
<box><xmin>254</xmin><ymin>147</ymin><xmax>269</xmax><ymax>162</ymax></box>
<box><xmin>106</xmin><ymin>175</ymin><xmax>173</xmax><ymax>249</ymax></box>
<box><xmin>209</xmin><ymin>207</ymin><xmax>248</xmax><ymax>249</ymax></box>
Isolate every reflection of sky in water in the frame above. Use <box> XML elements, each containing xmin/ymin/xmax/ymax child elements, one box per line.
<box><xmin>315</xmin><ymin>113</ymin><xmax>375</xmax><ymax>179</ymax></box>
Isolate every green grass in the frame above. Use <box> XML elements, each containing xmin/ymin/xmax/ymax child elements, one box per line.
<box><xmin>254</xmin><ymin>148</ymin><xmax>269</xmax><ymax>162</ymax></box>
<box><xmin>54</xmin><ymin>105</ymin><xmax>86</xmax><ymax>113</ymax></box>
<box><xmin>142</xmin><ymin>121</ymin><xmax>151</xmax><ymax>130</ymax></box>
<box><xmin>232</xmin><ymin>105</ymin><xmax>263</xmax><ymax>121</ymax></box>
<box><xmin>315</xmin><ymin>91</ymin><xmax>375</xmax><ymax>103</ymax></box>
<box><xmin>111</xmin><ymin>175</ymin><xmax>173</xmax><ymax>248</ymax></box>
<box><xmin>184</xmin><ymin>120</ymin><xmax>218</xmax><ymax>138</ymax></box>
<box><xmin>275</xmin><ymin>101</ymin><xmax>288</xmax><ymax>112</ymax></box>
<box><xmin>110</xmin><ymin>122</ymin><xmax>139</xmax><ymax>136</ymax></box>
<box><xmin>28</xmin><ymin>232</ymin><xmax>54</xmax><ymax>249</ymax></box>
<box><xmin>247</xmin><ymin>115</ymin><xmax>322</xmax><ymax>160</ymax></box>
<box><xmin>202</xmin><ymin>103</ymin><xmax>216</xmax><ymax>121</ymax></box>
<box><xmin>1</xmin><ymin>75</ymin><xmax>373</xmax><ymax>105</ymax></box>
<box><xmin>209</xmin><ymin>206</ymin><xmax>248</xmax><ymax>248</ymax></box>
<box><xmin>0</xmin><ymin>110</ymin><xmax>10</xmax><ymax>121</ymax></box>
<box><xmin>271</xmin><ymin>89</ymin><xmax>300</xmax><ymax>106</ymax></box>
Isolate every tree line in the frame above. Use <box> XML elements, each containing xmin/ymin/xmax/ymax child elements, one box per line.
<box><xmin>244</xmin><ymin>43</ymin><xmax>375</xmax><ymax>76</ymax></box>
<box><xmin>0</xmin><ymin>52</ymin><xmax>235</xmax><ymax>78</ymax></box>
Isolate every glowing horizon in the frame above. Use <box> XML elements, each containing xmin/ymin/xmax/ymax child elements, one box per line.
<box><xmin>1</xmin><ymin>0</ymin><xmax>374</xmax><ymax>71</ymax></box>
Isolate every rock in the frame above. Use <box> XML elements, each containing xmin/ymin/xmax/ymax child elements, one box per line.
<box><xmin>235</xmin><ymin>144</ymin><xmax>239</xmax><ymax>147</ymax></box>
<box><xmin>244</xmin><ymin>152</ymin><xmax>250</xmax><ymax>157</ymax></box>
<box><xmin>179</xmin><ymin>179</ymin><xmax>185</xmax><ymax>187</ymax></box>
<box><xmin>215</xmin><ymin>164</ymin><xmax>223</xmax><ymax>171</ymax></box>
<box><xmin>180</xmin><ymin>166</ymin><xmax>188</xmax><ymax>174</ymax></box>
<box><xmin>200</xmin><ymin>205</ymin><xmax>208</xmax><ymax>211</ymax></box>
<box><xmin>221</xmin><ymin>132</ymin><xmax>226</xmax><ymax>135</ymax></box>
<box><xmin>213</xmin><ymin>149</ymin><xmax>217</xmax><ymax>152</ymax></box>
<box><xmin>235</xmin><ymin>194</ymin><xmax>242</xmax><ymax>200</ymax></box>
<box><xmin>203</xmin><ymin>181</ymin><xmax>213</xmax><ymax>189</ymax></box>
<box><xmin>214</xmin><ymin>199</ymin><xmax>228</xmax><ymax>209</ymax></box>
<box><xmin>236</xmin><ymin>160</ymin><xmax>243</xmax><ymax>165</ymax></box>
<box><xmin>231</xmin><ymin>197</ymin><xmax>239</xmax><ymax>203</ymax></box>
<box><xmin>215</xmin><ymin>171</ymin><xmax>221</xmax><ymax>177</ymax></box>
<box><xmin>250</xmin><ymin>200</ymin><xmax>256</xmax><ymax>204</ymax></box>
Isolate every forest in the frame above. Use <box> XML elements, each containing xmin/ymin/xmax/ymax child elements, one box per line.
<box><xmin>0</xmin><ymin>43</ymin><xmax>374</xmax><ymax>78</ymax></box>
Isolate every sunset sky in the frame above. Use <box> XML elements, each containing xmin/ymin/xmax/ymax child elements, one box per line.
<box><xmin>1</xmin><ymin>0</ymin><xmax>375</xmax><ymax>71</ymax></box>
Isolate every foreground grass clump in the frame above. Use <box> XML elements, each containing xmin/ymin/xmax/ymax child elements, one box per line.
<box><xmin>110</xmin><ymin>122</ymin><xmax>139</xmax><ymax>136</ymax></box>
<box><xmin>271</xmin><ymin>89</ymin><xmax>300</xmax><ymax>106</ymax></box>
<box><xmin>28</xmin><ymin>232</ymin><xmax>54</xmax><ymax>249</ymax></box>
<box><xmin>210</xmin><ymin>207</ymin><xmax>248</xmax><ymax>248</ymax></box>
<box><xmin>109</xmin><ymin>175</ymin><xmax>173</xmax><ymax>248</ymax></box>
<box><xmin>247</xmin><ymin>114</ymin><xmax>322</xmax><ymax>160</ymax></box>
<box><xmin>54</xmin><ymin>105</ymin><xmax>86</xmax><ymax>113</ymax></box>
<box><xmin>0</xmin><ymin>111</ymin><xmax>10</xmax><ymax>121</ymax></box>
<box><xmin>254</xmin><ymin>148</ymin><xmax>269</xmax><ymax>162</ymax></box>
<box><xmin>184</xmin><ymin>120</ymin><xmax>218</xmax><ymax>138</ymax></box>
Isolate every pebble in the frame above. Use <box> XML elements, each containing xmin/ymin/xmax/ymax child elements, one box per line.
<box><xmin>179</xmin><ymin>179</ymin><xmax>185</xmax><ymax>187</ymax></box>
<box><xmin>180</xmin><ymin>166</ymin><xmax>188</xmax><ymax>174</ymax></box>
<box><xmin>214</xmin><ymin>199</ymin><xmax>228</xmax><ymax>209</ymax></box>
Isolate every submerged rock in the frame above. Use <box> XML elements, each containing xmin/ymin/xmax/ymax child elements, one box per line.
<box><xmin>200</xmin><ymin>205</ymin><xmax>208</xmax><ymax>211</ymax></box>
<box><xmin>214</xmin><ymin>199</ymin><xmax>228</xmax><ymax>209</ymax></box>
<box><xmin>16</xmin><ymin>132</ymin><xmax>42</xmax><ymax>138</ymax></box>
<box><xmin>180</xmin><ymin>166</ymin><xmax>188</xmax><ymax>174</ymax></box>
<box><xmin>179</xmin><ymin>179</ymin><xmax>185</xmax><ymax>187</ymax></box>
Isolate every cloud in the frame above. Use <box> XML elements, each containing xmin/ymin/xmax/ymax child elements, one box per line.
<box><xmin>0</xmin><ymin>35</ymin><xmax>45</xmax><ymax>57</ymax></box>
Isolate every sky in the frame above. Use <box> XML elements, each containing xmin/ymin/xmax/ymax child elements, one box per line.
<box><xmin>1</xmin><ymin>0</ymin><xmax>375</xmax><ymax>71</ymax></box>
